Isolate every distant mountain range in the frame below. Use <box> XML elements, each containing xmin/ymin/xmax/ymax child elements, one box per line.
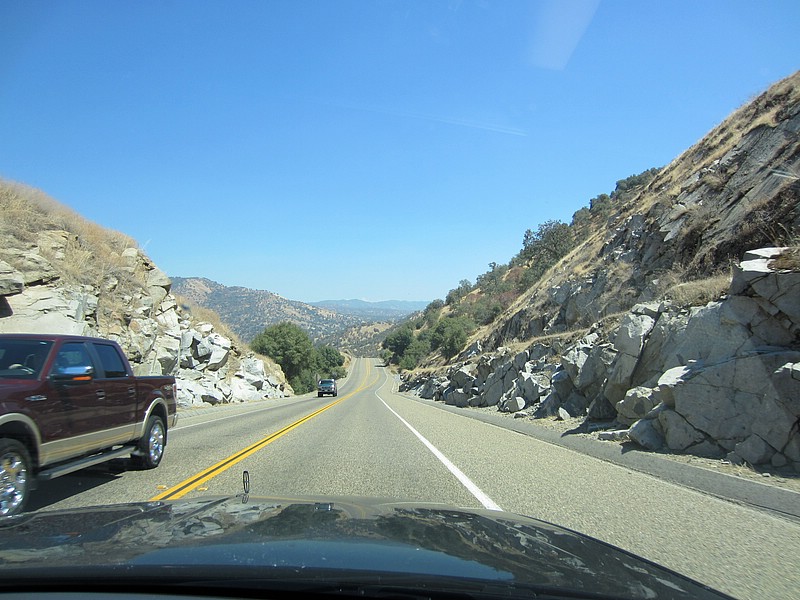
<box><xmin>170</xmin><ymin>277</ymin><xmax>427</xmax><ymax>345</ymax></box>
<box><xmin>309</xmin><ymin>299</ymin><xmax>429</xmax><ymax>319</ymax></box>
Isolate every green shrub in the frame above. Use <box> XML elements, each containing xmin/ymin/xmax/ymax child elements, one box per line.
<box><xmin>381</xmin><ymin>325</ymin><xmax>415</xmax><ymax>363</ymax></box>
<box><xmin>430</xmin><ymin>316</ymin><xmax>474</xmax><ymax>359</ymax></box>
<box><xmin>399</xmin><ymin>338</ymin><xmax>432</xmax><ymax>370</ymax></box>
<box><xmin>252</xmin><ymin>322</ymin><xmax>346</xmax><ymax>393</ymax></box>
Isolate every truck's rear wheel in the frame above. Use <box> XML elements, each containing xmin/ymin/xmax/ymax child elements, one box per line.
<box><xmin>133</xmin><ymin>415</ymin><xmax>165</xmax><ymax>469</ymax></box>
<box><xmin>0</xmin><ymin>439</ymin><xmax>31</xmax><ymax>517</ymax></box>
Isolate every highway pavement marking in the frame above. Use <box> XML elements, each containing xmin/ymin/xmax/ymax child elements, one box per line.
<box><xmin>150</xmin><ymin>360</ymin><xmax>374</xmax><ymax>501</ymax></box>
<box><xmin>374</xmin><ymin>369</ymin><xmax>503</xmax><ymax>512</ymax></box>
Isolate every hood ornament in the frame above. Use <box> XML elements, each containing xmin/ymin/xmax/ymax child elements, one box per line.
<box><xmin>241</xmin><ymin>470</ymin><xmax>250</xmax><ymax>504</ymax></box>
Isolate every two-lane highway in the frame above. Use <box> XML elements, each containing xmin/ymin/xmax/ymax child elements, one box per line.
<box><xmin>28</xmin><ymin>357</ymin><xmax>800</xmax><ymax>599</ymax></box>
<box><xmin>148</xmin><ymin>360</ymin><xmax>488</xmax><ymax>506</ymax></box>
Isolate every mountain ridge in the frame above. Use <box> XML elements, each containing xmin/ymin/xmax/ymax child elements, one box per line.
<box><xmin>309</xmin><ymin>299</ymin><xmax>429</xmax><ymax>319</ymax></box>
<box><xmin>171</xmin><ymin>276</ymin><xmax>422</xmax><ymax>345</ymax></box>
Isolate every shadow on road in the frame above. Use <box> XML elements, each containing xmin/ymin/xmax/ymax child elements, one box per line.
<box><xmin>27</xmin><ymin>460</ymin><xmax>131</xmax><ymax>513</ymax></box>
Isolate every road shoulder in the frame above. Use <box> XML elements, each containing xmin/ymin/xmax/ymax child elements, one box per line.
<box><xmin>397</xmin><ymin>388</ymin><xmax>800</xmax><ymax>523</ymax></box>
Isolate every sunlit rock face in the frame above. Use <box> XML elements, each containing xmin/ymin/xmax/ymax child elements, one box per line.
<box><xmin>404</xmin><ymin>248</ymin><xmax>800</xmax><ymax>471</ymax></box>
<box><xmin>402</xmin><ymin>74</ymin><xmax>800</xmax><ymax>471</ymax></box>
<box><xmin>0</xmin><ymin>226</ymin><xmax>291</xmax><ymax>408</ymax></box>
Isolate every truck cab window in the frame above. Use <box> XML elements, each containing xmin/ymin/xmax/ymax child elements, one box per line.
<box><xmin>93</xmin><ymin>343</ymin><xmax>128</xmax><ymax>378</ymax></box>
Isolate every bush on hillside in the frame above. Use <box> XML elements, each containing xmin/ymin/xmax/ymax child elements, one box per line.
<box><xmin>445</xmin><ymin>279</ymin><xmax>473</xmax><ymax>306</ymax></box>
<box><xmin>430</xmin><ymin>316</ymin><xmax>475</xmax><ymax>360</ymax></box>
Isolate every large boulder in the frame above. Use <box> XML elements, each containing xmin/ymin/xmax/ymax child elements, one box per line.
<box><xmin>731</xmin><ymin>247</ymin><xmax>800</xmax><ymax>323</ymax></box>
<box><xmin>630</xmin><ymin>351</ymin><xmax>800</xmax><ymax>468</ymax></box>
<box><xmin>604</xmin><ymin>310</ymin><xmax>657</xmax><ymax>404</ymax></box>
<box><xmin>628</xmin><ymin>417</ymin><xmax>664</xmax><ymax>451</ymax></box>
<box><xmin>238</xmin><ymin>355</ymin><xmax>268</xmax><ymax>389</ymax></box>
<box><xmin>0</xmin><ymin>261</ymin><xmax>24</xmax><ymax>296</ymax></box>
<box><xmin>614</xmin><ymin>312</ymin><xmax>656</xmax><ymax>357</ymax></box>
<box><xmin>616</xmin><ymin>386</ymin><xmax>659</xmax><ymax>425</ymax></box>
<box><xmin>562</xmin><ymin>336</ymin><xmax>615</xmax><ymax>405</ymax></box>
<box><xmin>0</xmin><ymin>285</ymin><xmax>96</xmax><ymax>335</ymax></box>
<box><xmin>152</xmin><ymin>335</ymin><xmax>181</xmax><ymax>375</ymax></box>
<box><xmin>451</xmin><ymin>365</ymin><xmax>476</xmax><ymax>391</ymax></box>
<box><xmin>480</xmin><ymin>370</ymin><xmax>507</xmax><ymax>407</ymax></box>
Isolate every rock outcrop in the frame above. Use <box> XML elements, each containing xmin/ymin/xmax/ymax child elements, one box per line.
<box><xmin>403</xmin><ymin>246</ymin><xmax>800</xmax><ymax>470</ymax></box>
<box><xmin>0</xmin><ymin>204</ymin><xmax>291</xmax><ymax>409</ymax></box>
<box><xmin>402</xmin><ymin>72</ymin><xmax>800</xmax><ymax>472</ymax></box>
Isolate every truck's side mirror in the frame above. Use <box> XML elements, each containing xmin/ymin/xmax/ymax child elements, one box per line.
<box><xmin>51</xmin><ymin>365</ymin><xmax>95</xmax><ymax>383</ymax></box>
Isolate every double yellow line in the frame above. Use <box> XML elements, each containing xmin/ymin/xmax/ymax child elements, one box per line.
<box><xmin>150</xmin><ymin>360</ymin><xmax>375</xmax><ymax>501</ymax></box>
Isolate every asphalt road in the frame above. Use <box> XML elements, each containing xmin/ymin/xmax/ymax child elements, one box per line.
<box><xmin>30</xmin><ymin>357</ymin><xmax>800</xmax><ymax>599</ymax></box>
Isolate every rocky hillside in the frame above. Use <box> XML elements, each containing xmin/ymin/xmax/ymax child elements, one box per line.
<box><xmin>0</xmin><ymin>182</ymin><xmax>291</xmax><ymax>408</ymax></box>
<box><xmin>172</xmin><ymin>277</ymin><xmax>386</xmax><ymax>344</ymax></box>
<box><xmin>403</xmin><ymin>71</ymin><xmax>800</xmax><ymax>471</ymax></box>
<box><xmin>335</xmin><ymin>321</ymin><xmax>398</xmax><ymax>357</ymax></box>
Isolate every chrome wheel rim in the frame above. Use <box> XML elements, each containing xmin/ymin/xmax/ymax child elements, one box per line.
<box><xmin>0</xmin><ymin>449</ymin><xmax>28</xmax><ymax>517</ymax></box>
<box><xmin>148</xmin><ymin>421</ymin><xmax>165</xmax><ymax>463</ymax></box>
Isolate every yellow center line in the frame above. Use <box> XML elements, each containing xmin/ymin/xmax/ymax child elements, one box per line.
<box><xmin>150</xmin><ymin>360</ymin><xmax>374</xmax><ymax>501</ymax></box>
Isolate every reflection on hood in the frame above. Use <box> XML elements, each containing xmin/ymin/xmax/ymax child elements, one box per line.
<box><xmin>0</xmin><ymin>495</ymin><xmax>730</xmax><ymax>599</ymax></box>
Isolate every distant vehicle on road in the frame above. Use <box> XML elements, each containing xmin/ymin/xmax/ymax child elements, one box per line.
<box><xmin>317</xmin><ymin>378</ymin><xmax>337</xmax><ymax>397</ymax></box>
<box><xmin>0</xmin><ymin>334</ymin><xmax>178</xmax><ymax>517</ymax></box>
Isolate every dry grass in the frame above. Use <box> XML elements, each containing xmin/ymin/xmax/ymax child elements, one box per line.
<box><xmin>769</xmin><ymin>247</ymin><xmax>800</xmax><ymax>271</ymax></box>
<box><xmin>662</xmin><ymin>271</ymin><xmax>731</xmax><ymax>307</ymax></box>
<box><xmin>174</xmin><ymin>294</ymin><xmax>286</xmax><ymax>383</ymax></box>
<box><xmin>1</xmin><ymin>179</ymin><xmax>143</xmax><ymax>295</ymax></box>
<box><xmin>0</xmin><ymin>180</ymin><xmax>62</xmax><ymax>238</ymax></box>
<box><xmin>174</xmin><ymin>297</ymin><xmax>242</xmax><ymax>345</ymax></box>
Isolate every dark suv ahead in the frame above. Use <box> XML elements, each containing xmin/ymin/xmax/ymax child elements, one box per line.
<box><xmin>317</xmin><ymin>379</ymin><xmax>337</xmax><ymax>397</ymax></box>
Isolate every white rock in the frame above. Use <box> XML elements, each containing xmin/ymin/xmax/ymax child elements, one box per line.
<box><xmin>206</xmin><ymin>345</ymin><xmax>230</xmax><ymax>371</ymax></box>
<box><xmin>598</xmin><ymin>430</ymin><xmax>630</xmax><ymax>442</ymax></box>
<box><xmin>613</xmin><ymin>313</ymin><xmax>655</xmax><ymax>357</ymax></box>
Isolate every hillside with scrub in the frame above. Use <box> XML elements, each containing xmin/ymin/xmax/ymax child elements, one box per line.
<box><xmin>391</xmin><ymin>71</ymin><xmax>800</xmax><ymax>472</ymax></box>
<box><xmin>0</xmin><ymin>180</ymin><xmax>292</xmax><ymax>407</ymax></box>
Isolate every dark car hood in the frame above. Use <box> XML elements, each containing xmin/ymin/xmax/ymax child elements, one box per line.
<box><xmin>0</xmin><ymin>495</ymin><xmax>731</xmax><ymax>599</ymax></box>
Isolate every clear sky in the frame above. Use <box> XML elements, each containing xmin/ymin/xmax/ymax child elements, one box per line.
<box><xmin>1</xmin><ymin>1</ymin><xmax>798</xmax><ymax>303</ymax></box>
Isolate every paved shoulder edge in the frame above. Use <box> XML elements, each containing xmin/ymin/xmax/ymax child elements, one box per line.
<box><xmin>398</xmin><ymin>391</ymin><xmax>800</xmax><ymax>523</ymax></box>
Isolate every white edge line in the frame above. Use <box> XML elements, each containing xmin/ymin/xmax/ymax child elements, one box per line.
<box><xmin>375</xmin><ymin>384</ymin><xmax>502</xmax><ymax>512</ymax></box>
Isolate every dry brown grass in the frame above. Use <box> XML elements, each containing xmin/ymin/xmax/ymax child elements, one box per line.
<box><xmin>770</xmin><ymin>246</ymin><xmax>800</xmax><ymax>271</ymax></box>
<box><xmin>1</xmin><ymin>179</ymin><xmax>142</xmax><ymax>294</ymax></box>
<box><xmin>0</xmin><ymin>180</ymin><xmax>62</xmax><ymax>238</ymax></box>
<box><xmin>662</xmin><ymin>271</ymin><xmax>731</xmax><ymax>307</ymax></box>
<box><xmin>175</xmin><ymin>296</ymin><xmax>242</xmax><ymax>344</ymax></box>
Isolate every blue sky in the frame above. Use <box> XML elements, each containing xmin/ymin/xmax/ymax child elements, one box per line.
<box><xmin>1</xmin><ymin>1</ymin><xmax>798</xmax><ymax>303</ymax></box>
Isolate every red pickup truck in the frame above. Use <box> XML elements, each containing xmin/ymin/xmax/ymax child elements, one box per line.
<box><xmin>0</xmin><ymin>334</ymin><xmax>178</xmax><ymax>516</ymax></box>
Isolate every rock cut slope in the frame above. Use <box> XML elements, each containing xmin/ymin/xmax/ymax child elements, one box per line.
<box><xmin>404</xmin><ymin>71</ymin><xmax>800</xmax><ymax>471</ymax></box>
<box><xmin>0</xmin><ymin>181</ymin><xmax>292</xmax><ymax>408</ymax></box>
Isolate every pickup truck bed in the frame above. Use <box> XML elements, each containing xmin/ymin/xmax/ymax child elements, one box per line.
<box><xmin>0</xmin><ymin>334</ymin><xmax>178</xmax><ymax>517</ymax></box>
